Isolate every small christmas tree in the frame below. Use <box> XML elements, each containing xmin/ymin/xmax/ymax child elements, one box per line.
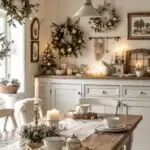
<box><xmin>39</xmin><ymin>43</ymin><xmax>57</xmax><ymax>74</ymax></box>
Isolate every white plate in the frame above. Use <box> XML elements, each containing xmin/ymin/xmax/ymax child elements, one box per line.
<box><xmin>96</xmin><ymin>124</ymin><xmax>128</xmax><ymax>133</ymax></box>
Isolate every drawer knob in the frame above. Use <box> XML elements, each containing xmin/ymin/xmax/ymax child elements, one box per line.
<box><xmin>78</xmin><ymin>92</ymin><xmax>81</xmax><ymax>95</ymax></box>
<box><xmin>102</xmin><ymin>90</ymin><xmax>106</xmax><ymax>94</ymax></box>
<box><xmin>140</xmin><ymin>91</ymin><xmax>144</xmax><ymax>95</ymax></box>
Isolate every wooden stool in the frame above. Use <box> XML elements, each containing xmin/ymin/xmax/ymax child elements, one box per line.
<box><xmin>0</xmin><ymin>109</ymin><xmax>17</xmax><ymax>132</ymax></box>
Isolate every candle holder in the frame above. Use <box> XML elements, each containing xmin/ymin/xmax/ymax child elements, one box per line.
<box><xmin>47</xmin><ymin>120</ymin><xmax>59</xmax><ymax>132</ymax></box>
<box><xmin>34</xmin><ymin>102</ymin><xmax>40</xmax><ymax>128</ymax></box>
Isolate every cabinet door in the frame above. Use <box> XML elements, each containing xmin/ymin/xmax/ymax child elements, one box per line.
<box><xmin>51</xmin><ymin>84</ymin><xmax>82</xmax><ymax>112</ymax></box>
<box><xmin>39</xmin><ymin>83</ymin><xmax>51</xmax><ymax>115</ymax></box>
<box><xmin>123</xmin><ymin>101</ymin><xmax>150</xmax><ymax>150</ymax></box>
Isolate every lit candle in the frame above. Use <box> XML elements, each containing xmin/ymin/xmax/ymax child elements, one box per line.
<box><xmin>47</xmin><ymin>109</ymin><xmax>60</xmax><ymax>121</ymax></box>
<box><xmin>34</xmin><ymin>78</ymin><xmax>39</xmax><ymax>103</ymax></box>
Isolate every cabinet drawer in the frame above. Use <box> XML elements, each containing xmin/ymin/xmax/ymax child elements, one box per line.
<box><xmin>84</xmin><ymin>85</ymin><xmax>120</xmax><ymax>98</ymax></box>
<box><xmin>123</xmin><ymin>86</ymin><xmax>150</xmax><ymax>99</ymax></box>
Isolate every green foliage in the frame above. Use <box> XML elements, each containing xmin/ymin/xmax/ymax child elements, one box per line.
<box><xmin>51</xmin><ymin>20</ymin><xmax>86</xmax><ymax>58</ymax></box>
<box><xmin>0</xmin><ymin>33</ymin><xmax>13</xmax><ymax>61</ymax></box>
<box><xmin>20</xmin><ymin>124</ymin><xmax>60</xmax><ymax>143</ymax></box>
<box><xmin>40</xmin><ymin>43</ymin><xmax>57</xmax><ymax>74</ymax></box>
<box><xmin>1</xmin><ymin>0</ymin><xmax>39</xmax><ymax>27</ymax></box>
<box><xmin>0</xmin><ymin>78</ymin><xmax>20</xmax><ymax>86</ymax></box>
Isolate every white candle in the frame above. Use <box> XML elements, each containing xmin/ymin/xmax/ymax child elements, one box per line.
<box><xmin>34</xmin><ymin>78</ymin><xmax>39</xmax><ymax>103</ymax></box>
<box><xmin>47</xmin><ymin>109</ymin><xmax>60</xmax><ymax>120</ymax></box>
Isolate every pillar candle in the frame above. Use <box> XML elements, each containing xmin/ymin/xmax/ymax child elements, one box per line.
<box><xmin>47</xmin><ymin>109</ymin><xmax>60</xmax><ymax>120</ymax></box>
<box><xmin>34</xmin><ymin>78</ymin><xmax>39</xmax><ymax>103</ymax></box>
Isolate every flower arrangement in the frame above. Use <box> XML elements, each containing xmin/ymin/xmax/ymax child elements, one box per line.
<box><xmin>89</xmin><ymin>2</ymin><xmax>120</xmax><ymax>32</ymax></box>
<box><xmin>20</xmin><ymin>124</ymin><xmax>60</xmax><ymax>144</ymax></box>
<box><xmin>39</xmin><ymin>43</ymin><xmax>57</xmax><ymax>75</ymax></box>
<box><xmin>51</xmin><ymin>18</ymin><xmax>85</xmax><ymax>58</ymax></box>
<box><xmin>79</xmin><ymin>64</ymin><xmax>89</xmax><ymax>74</ymax></box>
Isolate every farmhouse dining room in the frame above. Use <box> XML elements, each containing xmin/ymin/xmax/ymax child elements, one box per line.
<box><xmin>1</xmin><ymin>0</ymin><xmax>150</xmax><ymax>150</ymax></box>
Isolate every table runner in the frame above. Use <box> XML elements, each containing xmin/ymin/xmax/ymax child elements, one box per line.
<box><xmin>60</xmin><ymin>118</ymin><xmax>105</xmax><ymax>140</ymax></box>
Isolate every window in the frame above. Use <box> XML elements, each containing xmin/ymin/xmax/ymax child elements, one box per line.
<box><xmin>0</xmin><ymin>10</ymin><xmax>25</xmax><ymax>92</ymax></box>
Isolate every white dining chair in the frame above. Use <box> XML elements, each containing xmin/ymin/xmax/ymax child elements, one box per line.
<box><xmin>78</xmin><ymin>98</ymin><xmax>121</xmax><ymax>115</ymax></box>
<box><xmin>14</xmin><ymin>98</ymin><xmax>43</xmax><ymax>126</ymax></box>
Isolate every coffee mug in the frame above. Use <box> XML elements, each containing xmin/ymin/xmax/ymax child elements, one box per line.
<box><xmin>76</xmin><ymin>104</ymin><xmax>91</xmax><ymax>114</ymax></box>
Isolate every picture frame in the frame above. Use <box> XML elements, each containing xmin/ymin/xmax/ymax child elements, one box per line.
<box><xmin>31</xmin><ymin>17</ymin><xmax>40</xmax><ymax>40</ymax></box>
<box><xmin>128</xmin><ymin>12</ymin><xmax>150</xmax><ymax>40</ymax></box>
<box><xmin>31</xmin><ymin>41</ymin><xmax>39</xmax><ymax>62</ymax></box>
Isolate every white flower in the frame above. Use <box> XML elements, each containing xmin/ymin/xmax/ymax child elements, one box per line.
<box><xmin>68</xmin><ymin>48</ymin><xmax>72</xmax><ymax>52</ymax></box>
<box><xmin>108</xmin><ymin>22</ymin><xmax>112</xmax><ymax>26</ymax></box>
<box><xmin>47</xmin><ymin>63</ymin><xmax>51</xmax><ymax>66</ymax></box>
<box><xmin>60</xmin><ymin>49</ymin><xmax>65</xmax><ymax>54</ymax></box>
<box><xmin>61</xmin><ymin>39</ymin><xmax>65</xmax><ymax>43</ymax></box>
<box><xmin>55</xmin><ymin>37</ymin><xmax>59</xmax><ymax>40</ymax></box>
<box><xmin>78</xmin><ymin>40</ymin><xmax>81</xmax><ymax>43</ymax></box>
<box><xmin>72</xmin><ymin>29</ymin><xmax>76</xmax><ymax>34</ymax></box>
<box><xmin>60</xmin><ymin>28</ymin><xmax>64</xmax><ymax>32</ymax></box>
<box><xmin>113</xmin><ymin>17</ymin><xmax>117</xmax><ymax>21</ymax></box>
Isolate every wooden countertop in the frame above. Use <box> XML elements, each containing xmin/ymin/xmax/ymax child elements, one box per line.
<box><xmin>35</xmin><ymin>75</ymin><xmax>150</xmax><ymax>80</ymax></box>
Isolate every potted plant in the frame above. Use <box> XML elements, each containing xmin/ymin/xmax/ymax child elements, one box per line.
<box><xmin>0</xmin><ymin>78</ymin><xmax>20</xmax><ymax>94</ymax></box>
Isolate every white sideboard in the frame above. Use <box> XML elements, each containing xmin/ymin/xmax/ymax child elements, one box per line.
<box><xmin>37</xmin><ymin>76</ymin><xmax>150</xmax><ymax>150</ymax></box>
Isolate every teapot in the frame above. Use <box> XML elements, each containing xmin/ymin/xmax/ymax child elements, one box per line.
<box><xmin>66</xmin><ymin>134</ymin><xmax>81</xmax><ymax>150</ymax></box>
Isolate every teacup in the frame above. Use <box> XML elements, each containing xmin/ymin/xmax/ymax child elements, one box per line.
<box><xmin>44</xmin><ymin>136</ymin><xmax>65</xmax><ymax>150</ymax></box>
<box><xmin>104</xmin><ymin>117</ymin><xmax>120</xmax><ymax>128</ymax></box>
<box><xmin>76</xmin><ymin>104</ymin><xmax>91</xmax><ymax>114</ymax></box>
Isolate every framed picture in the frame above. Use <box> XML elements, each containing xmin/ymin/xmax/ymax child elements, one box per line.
<box><xmin>31</xmin><ymin>17</ymin><xmax>40</xmax><ymax>40</ymax></box>
<box><xmin>31</xmin><ymin>41</ymin><xmax>39</xmax><ymax>62</ymax></box>
<box><xmin>128</xmin><ymin>12</ymin><xmax>150</xmax><ymax>40</ymax></box>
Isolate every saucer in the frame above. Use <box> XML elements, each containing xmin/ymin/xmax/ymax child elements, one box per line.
<box><xmin>96</xmin><ymin>124</ymin><xmax>128</xmax><ymax>133</ymax></box>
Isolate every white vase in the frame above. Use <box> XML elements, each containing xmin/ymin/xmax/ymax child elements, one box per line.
<box><xmin>44</xmin><ymin>137</ymin><xmax>65</xmax><ymax>150</ymax></box>
<box><xmin>136</xmin><ymin>70</ymin><xmax>144</xmax><ymax>78</ymax></box>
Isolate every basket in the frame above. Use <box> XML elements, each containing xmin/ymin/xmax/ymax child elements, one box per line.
<box><xmin>0</xmin><ymin>85</ymin><xmax>19</xmax><ymax>94</ymax></box>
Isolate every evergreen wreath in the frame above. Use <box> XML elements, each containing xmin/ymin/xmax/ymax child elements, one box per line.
<box><xmin>1</xmin><ymin>0</ymin><xmax>39</xmax><ymax>27</ymax></box>
<box><xmin>89</xmin><ymin>2</ymin><xmax>120</xmax><ymax>32</ymax></box>
<box><xmin>51</xmin><ymin>19</ymin><xmax>85</xmax><ymax>58</ymax></box>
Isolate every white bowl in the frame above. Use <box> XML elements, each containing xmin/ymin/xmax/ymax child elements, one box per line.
<box><xmin>44</xmin><ymin>136</ymin><xmax>65</xmax><ymax>150</ymax></box>
<box><xmin>55</xmin><ymin>69</ymin><xmax>65</xmax><ymax>75</ymax></box>
<box><xmin>104</xmin><ymin>117</ymin><xmax>120</xmax><ymax>128</ymax></box>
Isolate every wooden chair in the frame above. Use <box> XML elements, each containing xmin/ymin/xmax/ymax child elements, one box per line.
<box><xmin>14</xmin><ymin>98</ymin><xmax>43</xmax><ymax>126</ymax></box>
<box><xmin>0</xmin><ymin>109</ymin><xmax>17</xmax><ymax>132</ymax></box>
<box><xmin>78</xmin><ymin>98</ymin><xmax>121</xmax><ymax>115</ymax></box>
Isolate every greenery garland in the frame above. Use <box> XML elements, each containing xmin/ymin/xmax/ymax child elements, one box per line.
<box><xmin>1</xmin><ymin>0</ymin><xmax>39</xmax><ymax>27</ymax></box>
<box><xmin>89</xmin><ymin>3</ymin><xmax>120</xmax><ymax>32</ymax></box>
<box><xmin>51</xmin><ymin>20</ymin><xmax>85</xmax><ymax>58</ymax></box>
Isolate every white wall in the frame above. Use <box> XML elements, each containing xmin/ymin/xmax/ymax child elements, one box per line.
<box><xmin>45</xmin><ymin>0</ymin><xmax>150</xmax><ymax>69</ymax></box>
<box><xmin>26</xmin><ymin>0</ymin><xmax>150</xmax><ymax>97</ymax></box>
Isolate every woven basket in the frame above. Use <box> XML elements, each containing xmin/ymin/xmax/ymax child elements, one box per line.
<box><xmin>0</xmin><ymin>85</ymin><xmax>19</xmax><ymax>94</ymax></box>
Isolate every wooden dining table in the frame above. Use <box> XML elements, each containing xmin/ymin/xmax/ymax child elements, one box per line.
<box><xmin>0</xmin><ymin>114</ymin><xmax>142</xmax><ymax>150</ymax></box>
<box><xmin>82</xmin><ymin>114</ymin><xmax>142</xmax><ymax>150</ymax></box>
